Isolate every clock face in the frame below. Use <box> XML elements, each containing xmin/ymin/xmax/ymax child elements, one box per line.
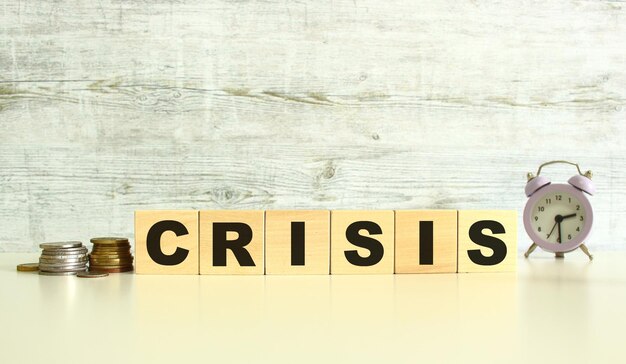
<box><xmin>530</xmin><ymin>190</ymin><xmax>586</xmax><ymax>245</ymax></box>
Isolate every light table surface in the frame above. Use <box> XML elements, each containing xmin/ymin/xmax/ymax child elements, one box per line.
<box><xmin>1</xmin><ymin>252</ymin><xmax>625</xmax><ymax>363</ymax></box>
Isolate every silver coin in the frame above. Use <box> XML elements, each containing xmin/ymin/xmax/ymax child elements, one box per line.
<box><xmin>40</xmin><ymin>268</ymin><xmax>87</xmax><ymax>274</ymax></box>
<box><xmin>39</xmin><ymin>262</ymin><xmax>87</xmax><ymax>268</ymax></box>
<box><xmin>41</xmin><ymin>246</ymin><xmax>87</xmax><ymax>253</ymax></box>
<box><xmin>39</xmin><ymin>259</ymin><xmax>87</xmax><ymax>265</ymax></box>
<box><xmin>39</xmin><ymin>263</ymin><xmax>87</xmax><ymax>270</ymax></box>
<box><xmin>40</xmin><ymin>253</ymin><xmax>88</xmax><ymax>259</ymax></box>
<box><xmin>39</xmin><ymin>241</ymin><xmax>83</xmax><ymax>249</ymax></box>
<box><xmin>39</xmin><ymin>264</ymin><xmax>87</xmax><ymax>271</ymax></box>
<box><xmin>39</xmin><ymin>263</ymin><xmax>86</xmax><ymax>268</ymax></box>
<box><xmin>39</xmin><ymin>256</ymin><xmax>88</xmax><ymax>263</ymax></box>
<box><xmin>39</xmin><ymin>260</ymin><xmax>87</xmax><ymax>266</ymax></box>
<box><xmin>41</xmin><ymin>247</ymin><xmax>88</xmax><ymax>255</ymax></box>
<box><xmin>39</xmin><ymin>271</ymin><xmax>81</xmax><ymax>276</ymax></box>
<box><xmin>39</xmin><ymin>253</ymin><xmax>87</xmax><ymax>259</ymax></box>
<box><xmin>41</xmin><ymin>246</ymin><xmax>87</xmax><ymax>251</ymax></box>
<box><xmin>41</xmin><ymin>253</ymin><xmax>87</xmax><ymax>259</ymax></box>
<box><xmin>39</xmin><ymin>269</ymin><xmax>87</xmax><ymax>274</ymax></box>
<box><xmin>77</xmin><ymin>272</ymin><xmax>109</xmax><ymax>278</ymax></box>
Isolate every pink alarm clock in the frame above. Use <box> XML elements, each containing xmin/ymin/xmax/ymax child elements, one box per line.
<box><xmin>523</xmin><ymin>161</ymin><xmax>595</xmax><ymax>260</ymax></box>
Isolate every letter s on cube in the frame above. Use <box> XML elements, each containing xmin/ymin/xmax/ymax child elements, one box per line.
<box><xmin>330</xmin><ymin>210</ymin><xmax>395</xmax><ymax>274</ymax></box>
<box><xmin>457</xmin><ymin>210</ymin><xmax>517</xmax><ymax>273</ymax></box>
<box><xmin>135</xmin><ymin>210</ymin><xmax>199</xmax><ymax>274</ymax></box>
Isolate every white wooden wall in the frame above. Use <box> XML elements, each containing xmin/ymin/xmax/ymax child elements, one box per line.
<box><xmin>1</xmin><ymin>0</ymin><xmax>625</xmax><ymax>252</ymax></box>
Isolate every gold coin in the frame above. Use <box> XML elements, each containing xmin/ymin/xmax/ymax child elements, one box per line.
<box><xmin>89</xmin><ymin>266</ymin><xmax>133</xmax><ymax>271</ymax></box>
<box><xmin>92</xmin><ymin>241</ymin><xmax>130</xmax><ymax>246</ymax></box>
<box><xmin>17</xmin><ymin>263</ymin><xmax>39</xmax><ymax>272</ymax></box>
<box><xmin>89</xmin><ymin>266</ymin><xmax>133</xmax><ymax>273</ymax></box>
<box><xmin>91</xmin><ymin>251</ymin><xmax>131</xmax><ymax>256</ymax></box>
<box><xmin>92</xmin><ymin>245</ymin><xmax>130</xmax><ymax>249</ymax></box>
<box><xmin>89</xmin><ymin>255</ymin><xmax>133</xmax><ymax>260</ymax></box>
<box><xmin>89</xmin><ymin>250</ymin><xmax>132</xmax><ymax>256</ymax></box>
<box><xmin>91</xmin><ymin>236</ymin><xmax>128</xmax><ymax>242</ymax></box>
<box><xmin>90</xmin><ymin>249</ymin><xmax>132</xmax><ymax>255</ymax></box>
<box><xmin>91</xmin><ymin>248</ymin><xmax>130</xmax><ymax>253</ymax></box>
<box><xmin>89</xmin><ymin>257</ymin><xmax>133</xmax><ymax>263</ymax></box>
<box><xmin>90</xmin><ymin>253</ymin><xmax>133</xmax><ymax>259</ymax></box>
<box><xmin>90</xmin><ymin>261</ymin><xmax>134</xmax><ymax>267</ymax></box>
<box><xmin>90</xmin><ymin>237</ymin><xmax>129</xmax><ymax>245</ymax></box>
<box><xmin>89</xmin><ymin>253</ymin><xmax>133</xmax><ymax>259</ymax></box>
<box><xmin>89</xmin><ymin>264</ymin><xmax>133</xmax><ymax>270</ymax></box>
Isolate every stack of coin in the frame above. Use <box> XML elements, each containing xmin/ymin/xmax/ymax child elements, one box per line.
<box><xmin>39</xmin><ymin>242</ymin><xmax>88</xmax><ymax>276</ymax></box>
<box><xmin>89</xmin><ymin>237</ymin><xmax>134</xmax><ymax>273</ymax></box>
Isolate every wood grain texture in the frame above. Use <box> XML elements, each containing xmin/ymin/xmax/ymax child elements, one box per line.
<box><xmin>395</xmin><ymin>210</ymin><xmax>458</xmax><ymax>273</ymax></box>
<box><xmin>265</xmin><ymin>210</ymin><xmax>330</xmax><ymax>275</ymax></box>
<box><xmin>199</xmin><ymin>210</ymin><xmax>264</xmax><ymax>274</ymax></box>
<box><xmin>1</xmin><ymin>1</ymin><xmax>625</xmax><ymax>252</ymax></box>
<box><xmin>458</xmin><ymin>210</ymin><xmax>517</xmax><ymax>273</ymax></box>
<box><xmin>330</xmin><ymin>210</ymin><xmax>395</xmax><ymax>274</ymax></box>
<box><xmin>135</xmin><ymin>210</ymin><xmax>199</xmax><ymax>275</ymax></box>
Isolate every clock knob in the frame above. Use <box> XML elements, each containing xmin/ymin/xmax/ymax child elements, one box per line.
<box><xmin>568</xmin><ymin>174</ymin><xmax>596</xmax><ymax>195</ymax></box>
<box><xmin>524</xmin><ymin>175</ymin><xmax>551</xmax><ymax>197</ymax></box>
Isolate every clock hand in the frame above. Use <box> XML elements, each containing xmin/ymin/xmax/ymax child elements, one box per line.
<box><xmin>547</xmin><ymin>214</ymin><xmax>563</xmax><ymax>239</ymax></box>
<box><xmin>555</xmin><ymin>213</ymin><xmax>576</xmax><ymax>243</ymax></box>
<box><xmin>546</xmin><ymin>221</ymin><xmax>558</xmax><ymax>238</ymax></box>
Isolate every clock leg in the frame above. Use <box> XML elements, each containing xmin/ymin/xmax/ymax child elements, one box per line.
<box><xmin>579</xmin><ymin>244</ymin><xmax>594</xmax><ymax>261</ymax></box>
<box><xmin>524</xmin><ymin>243</ymin><xmax>537</xmax><ymax>258</ymax></box>
<box><xmin>555</xmin><ymin>252</ymin><xmax>564</xmax><ymax>258</ymax></box>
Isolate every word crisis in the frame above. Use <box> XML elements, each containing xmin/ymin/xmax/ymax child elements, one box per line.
<box><xmin>135</xmin><ymin>210</ymin><xmax>516</xmax><ymax>275</ymax></box>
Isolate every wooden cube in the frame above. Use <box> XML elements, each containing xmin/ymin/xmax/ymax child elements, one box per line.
<box><xmin>457</xmin><ymin>210</ymin><xmax>517</xmax><ymax>273</ymax></box>
<box><xmin>199</xmin><ymin>210</ymin><xmax>264</xmax><ymax>275</ymax></box>
<box><xmin>265</xmin><ymin>210</ymin><xmax>330</xmax><ymax>275</ymax></box>
<box><xmin>395</xmin><ymin>210</ymin><xmax>458</xmax><ymax>274</ymax></box>
<box><xmin>135</xmin><ymin>210</ymin><xmax>199</xmax><ymax>275</ymax></box>
<box><xmin>331</xmin><ymin>210</ymin><xmax>394</xmax><ymax>274</ymax></box>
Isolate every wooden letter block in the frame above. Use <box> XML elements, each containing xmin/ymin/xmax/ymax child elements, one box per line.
<box><xmin>265</xmin><ymin>210</ymin><xmax>330</xmax><ymax>275</ymax></box>
<box><xmin>457</xmin><ymin>210</ymin><xmax>517</xmax><ymax>273</ymax></box>
<box><xmin>395</xmin><ymin>210</ymin><xmax>457</xmax><ymax>274</ymax></box>
<box><xmin>135</xmin><ymin>210</ymin><xmax>199</xmax><ymax>275</ymax></box>
<box><xmin>199</xmin><ymin>210</ymin><xmax>264</xmax><ymax>275</ymax></box>
<box><xmin>331</xmin><ymin>210</ymin><xmax>394</xmax><ymax>274</ymax></box>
